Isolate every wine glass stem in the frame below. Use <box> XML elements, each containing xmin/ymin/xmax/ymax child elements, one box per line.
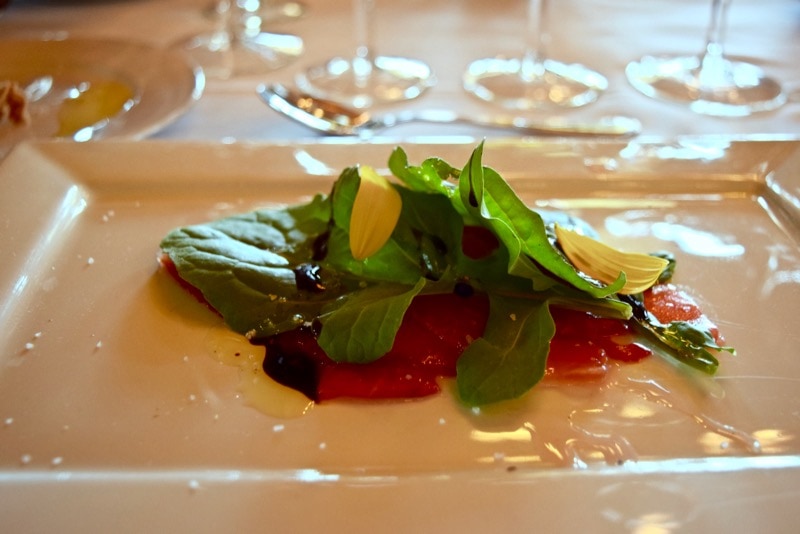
<box><xmin>698</xmin><ymin>0</ymin><xmax>732</xmax><ymax>87</ymax></box>
<box><xmin>218</xmin><ymin>0</ymin><xmax>232</xmax><ymax>30</ymax></box>
<box><xmin>352</xmin><ymin>0</ymin><xmax>375</xmax><ymax>86</ymax></box>
<box><xmin>704</xmin><ymin>0</ymin><xmax>731</xmax><ymax>56</ymax></box>
<box><xmin>520</xmin><ymin>0</ymin><xmax>547</xmax><ymax>82</ymax></box>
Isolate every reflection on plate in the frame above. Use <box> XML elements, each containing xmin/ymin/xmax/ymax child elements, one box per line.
<box><xmin>0</xmin><ymin>138</ymin><xmax>799</xmax><ymax>531</ymax></box>
<box><xmin>0</xmin><ymin>37</ymin><xmax>204</xmax><ymax>155</ymax></box>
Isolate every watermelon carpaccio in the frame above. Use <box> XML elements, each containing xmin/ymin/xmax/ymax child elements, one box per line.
<box><xmin>161</xmin><ymin>246</ymin><xmax>720</xmax><ymax>405</ymax></box>
<box><xmin>255</xmin><ymin>284</ymin><xmax>722</xmax><ymax>403</ymax></box>
<box><xmin>257</xmin><ymin>292</ymin><xmax>652</xmax><ymax>402</ymax></box>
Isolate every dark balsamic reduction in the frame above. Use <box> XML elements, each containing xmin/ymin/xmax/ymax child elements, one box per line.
<box><xmin>258</xmin><ymin>329</ymin><xmax>319</xmax><ymax>402</ymax></box>
<box><xmin>293</xmin><ymin>263</ymin><xmax>326</xmax><ymax>293</ymax></box>
<box><xmin>453</xmin><ymin>281</ymin><xmax>474</xmax><ymax>298</ymax></box>
<box><xmin>263</xmin><ymin>230</ymin><xmax>328</xmax><ymax>400</ymax></box>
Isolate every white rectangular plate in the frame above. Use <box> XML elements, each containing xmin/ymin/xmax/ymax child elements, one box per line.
<box><xmin>1</xmin><ymin>138</ymin><xmax>800</xmax><ymax>531</ymax></box>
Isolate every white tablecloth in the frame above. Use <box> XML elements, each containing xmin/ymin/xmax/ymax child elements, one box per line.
<box><xmin>2</xmin><ymin>0</ymin><xmax>798</xmax><ymax>144</ymax></box>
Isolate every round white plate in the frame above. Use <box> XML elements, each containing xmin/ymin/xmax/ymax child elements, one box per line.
<box><xmin>0</xmin><ymin>36</ymin><xmax>204</xmax><ymax>143</ymax></box>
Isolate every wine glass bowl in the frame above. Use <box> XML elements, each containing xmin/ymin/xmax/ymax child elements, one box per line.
<box><xmin>463</xmin><ymin>0</ymin><xmax>607</xmax><ymax>110</ymax></box>
<box><xmin>463</xmin><ymin>57</ymin><xmax>608</xmax><ymax>110</ymax></box>
<box><xmin>625</xmin><ymin>0</ymin><xmax>785</xmax><ymax>117</ymax></box>
<box><xmin>297</xmin><ymin>55</ymin><xmax>434</xmax><ymax>109</ymax></box>
<box><xmin>626</xmin><ymin>54</ymin><xmax>785</xmax><ymax>117</ymax></box>
<box><xmin>179</xmin><ymin>0</ymin><xmax>304</xmax><ymax>79</ymax></box>
<box><xmin>295</xmin><ymin>0</ymin><xmax>435</xmax><ymax>109</ymax></box>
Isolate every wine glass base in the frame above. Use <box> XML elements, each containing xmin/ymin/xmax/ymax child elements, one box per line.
<box><xmin>204</xmin><ymin>1</ymin><xmax>306</xmax><ymax>23</ymax></box>
<box><xmin>259</xmin><ymin>1</ymin><xmax>307</xmax><ymax>22</ymax></box>
<box><xmin>626</xmin><ymin>55</ymin><xmax>786</xmax><ymax>117</ymax></box>
<box><xmin>296</xmin><ymin>56</ymin><xmax>435</xmax><ymax>109</ymax></box>
<box><xmin>463</xmin><ymin>57</ymin><xmax>608</xmax><ymax>110</ymax></box>
<box><xmin>180</xmin><ymin>30</ymin><xmax>303</xmax><ymax>79</ymax></box>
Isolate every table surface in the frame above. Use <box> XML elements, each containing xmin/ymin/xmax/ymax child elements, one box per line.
<box><xmin>2</xmin><ymin>0</ymin><xmax>798</xmax><ymax>145</ymax></box>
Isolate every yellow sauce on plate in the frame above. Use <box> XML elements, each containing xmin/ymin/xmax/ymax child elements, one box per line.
<box><xmin>56</xmin><ymin>80</ymin><xmax>135</xmax><ymax>137</ymax></box>
<box><xmin>206</xmin><ymin>328</ymin><xmax>314</xmax><ymax>418</ymax></box>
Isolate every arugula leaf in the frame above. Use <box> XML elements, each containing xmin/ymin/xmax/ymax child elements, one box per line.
<box><xmin>325</xmin><ymin>164</ymin><xmax>468</xmax><ymax>284</ymax></box>
<box><xmin>318</xmin><ymin>278</ymin><xmax>427</xmax><ymax>363</ymax></box>
<box><xmin>388</xmin><ymin>147</ymin><xmax>460</xmax><ymax>196</ymax></box>
<box><xmin>620</xmin><ymin>294</ymin><xmax>733</xmax><ymax>374</ymax></box>
<box><xmin>456</xmin><ymin>295</ymin><xmax>555</xmax><ymax>406</ymax></box>
<box><xmin>459</xmin><ymin>142</ymin><xmax>625</xmax><ymax>297</ymax></box>
<box><xmin>395</xmin><ymin>187</ymin><xmax>463</xmax><ymax>251</ymax></box>
<box><xmin>160</xmin><ymin>195</ymin><xmax>342</xmax><ymax>338</ymax></box>
<box><xmin>329</xmin><ymin>165</ymin><xmax>359</xmax><ymax>230</ymax></box>
<box><xmin>325</xmin><ymin>225</ymin><xmax>423</xmax><ymax>284</ymax></box>
<box><xmin>654</xmin><ymin>321</ymin><xmax>724</xmax><ymax>371</ymax></box>
<box><xmin>653</xmin><ymin>251</ymin><xmax>676</xmax><ymax>283</ymax></box>
<box><xmin>642</xmin><ymin>319</ymin><xmax>729</xmax><ymax>374</ymax></box>
<box><xmin>547</xmin><ymin>294</ymin><xmax>632</xmax><ymax>320</ymax></box>
<box><xmin>324</xmin><ymin>164</ymin><xmax>423</xmax><ymax>283</ymax></box>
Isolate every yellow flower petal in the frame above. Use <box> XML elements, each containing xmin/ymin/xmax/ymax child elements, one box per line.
<box><xmin>349</xmin><ymin>165</ymin><xmax>402</xmax><ymax>260</ymax></box>
<box><xmin>555</xmin><ymin>224</ymin><xmax>668</xmax><ymax>295</ymax></box>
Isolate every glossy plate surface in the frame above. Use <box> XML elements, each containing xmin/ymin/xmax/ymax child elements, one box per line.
<box><xmin>1</xmin><ymin>138</ymin><xmax>799</xmax><ymax>531</ymax></box>
<box><xmin>0</xmin><ymin>37</ymin><xmax>204</xmax><ymax>153</ymax></box>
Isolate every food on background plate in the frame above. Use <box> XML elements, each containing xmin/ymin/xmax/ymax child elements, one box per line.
<box><xmin>0</xmin><ymin>80</ymin><xmax>30</xmax><ymax>126</ymax></box>
<box><xmin>159</xmin><ymin>143</ymin><xmax>733</xmax><ymax>409</ymax></box>
<box><xmin>1</xmin><ymin>78</ymin><xmax>134</xmax><ymax>138</ymax></box>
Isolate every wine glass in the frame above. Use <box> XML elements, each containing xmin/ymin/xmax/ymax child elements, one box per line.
<box><xmin>295</xmin><ymin>0</ymin><xmax>435</xmax><ymax>109</ymax></box>
<box><xmin>625</xmin><ymin>0</ymin><xmax>785</xmax><ymax>117</ymax></box>
<box><xmin>180</xmin><ymin>0</ymin><xmax>304</xmax><ymax>79</ymax></box>
<box><xmin>463</xmin><ymin>0</ymin><xmax>607</xmax><ymax>110</ymax></box>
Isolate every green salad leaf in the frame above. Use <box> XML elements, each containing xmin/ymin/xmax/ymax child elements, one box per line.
<box><xmin>160</xmin><ymin>194</ymin><xmax>346</xmax><ymax>338</ymax></box>
<box><xmin>456</xmin><ymin>294</ymin><xmax>554</xmax><ymax>406</ymax></box>
<box><xmin>458</xmin><ymin>143</ymin><xmax>626</xmax><ymax>297</ymax></box>
<box><xmin>318</xmin><ymin>279</ymin><xmax>427</xmax><ymax>363</ymax></box>
<box><xmin>621</xmin><ymin>293</ymin><xmax>735</xmax><ymax>375</ymax></box>
<box><xmin>160</xmin><ymin>142</ymin><xmax>731</xmax><ymax>406</ymax></box>
<box><xmin>387</xmin><ymin>147</ymin><xmax>460</xmax><ymax>196</ymax></box>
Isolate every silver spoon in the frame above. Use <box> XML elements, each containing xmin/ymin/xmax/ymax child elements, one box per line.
<box><xmin>257</xmin><ymin>83</ymin><xmax>641</xmax><ymax>138</ymax></box>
